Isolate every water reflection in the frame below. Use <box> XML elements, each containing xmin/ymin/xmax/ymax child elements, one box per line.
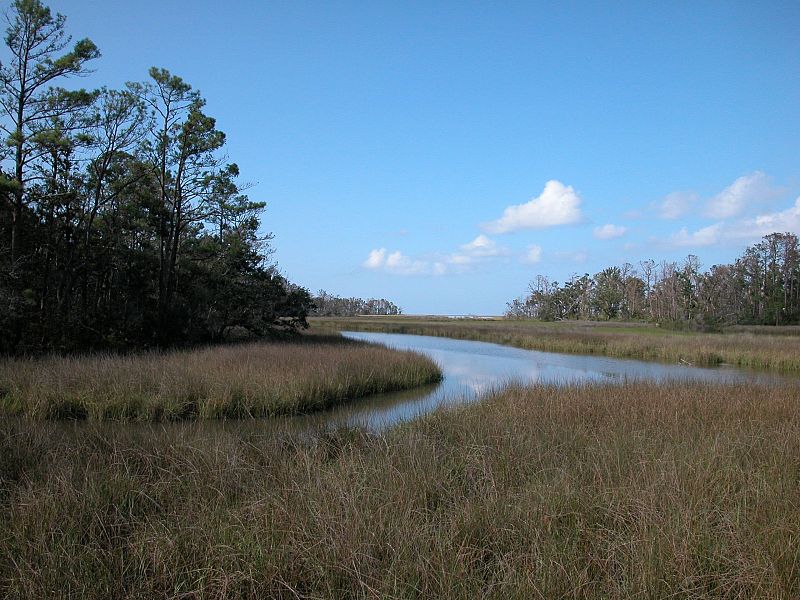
<box><xmin>45</xmin><ymin>332</ymin><xmax>787</xmax><ymax>437</ymax></box>
<box><xmin>311</xmin><ymin>331</ymin><xmax>784</xmax><ymax>431</ymax></box>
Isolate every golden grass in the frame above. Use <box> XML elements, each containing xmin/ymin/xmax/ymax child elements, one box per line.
<box><xmin>1</xmin><ymin>381</ymin><xmax>799</xmax><ymax>598</ymax></box>
<box><xmin>312</xmin><ymin>316</ymin><xmax>800</xmax><ymax>372</ymax></box>
<box><xmin>0</xmin><ymin>335</ymin><xmax>441</xmax><ymax>420</ymax></box>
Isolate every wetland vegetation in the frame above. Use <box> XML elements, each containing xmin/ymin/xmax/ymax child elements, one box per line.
<box><xmin>1</xmin><ymin>1</ymin><xmax>798</xmax><ymax>598</ymax></box>
<box><xmin>315</xmin><ymin>316</ymin><xmax>800</xmax><ymax>373</ymax></box>
<box><xmin>2</xmin><ymin>381</ymin><xmax>799</xmax><ymax>598</ymax></box>
<box><xmin>0</xmin><ymin>335</ymin><xmax>441</xmax><ymax>421</ymax></box>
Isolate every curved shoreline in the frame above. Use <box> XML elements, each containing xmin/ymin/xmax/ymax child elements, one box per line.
<box><xmin>0</xmin><ymin>335</ymin><xmax>442</xmax><ymax>421</ymax></box>
<box><xmin>313</xmin><ymin>317</ymin><xmax>800</xmax><ymax>373</ymax></box>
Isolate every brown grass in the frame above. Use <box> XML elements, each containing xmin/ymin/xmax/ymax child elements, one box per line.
<box><xmin>312</xmin><ymin>316</ymin><xmax>800</xmax><ymax>372</ymax></box>
<box><xmin>0</xmin><ymin>335</ymin><xmax>441</xmax><ymax>420</ymax></box>
<box><xmin>1</xmin><ymin>381</ymin><xmax>799</xmax><ymax>598</ymax></box>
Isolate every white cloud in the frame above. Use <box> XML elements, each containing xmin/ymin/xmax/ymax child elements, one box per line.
<box><xmin>363</xmin><ymin>248</ymin><xmax>387</xmax><ymax>269</ymax></box>
<box><xmin>460</xmin><ymin>234</ymin><xmax>497</xmax><ymax>255</ymax></box>
<box><xmin>656</xmin><ymin>172</ymin><xmax>782</xmax><ymax>221</ymax></box>
<box><xmin>705</xmin><ymin>171</ymin><xmax>776</xmax><ymax>219</ymax></box>
<box><xmin>669</xmin><ymin>223</ymin><xmax>723</xmax><ymax>247</ymax></box>
<box><xmin>730</xmin><ymin>197</ymin><xmax>800</xmax><ymax>239</ymax></box>
<box><xmin>752</xmin><ymin>198</ymin><xmax>800</xmax><ymax>231</ymax></box>
<box><xmin>362</xmin><ymin>248</ymin><xmax>438</xmax><ymax>276</ymax></box>
<box><xmin>521</xmin><ymin>245</ymin><xmax>542</xmax><ymax>264</ymax></box>
<box><xmin>593</xmin><ymin>224</ymin><xmax>627</xmax><ymax>240</ymax></box>
<box><xmin>385</xmin><ymin>250</ymin><xmax>441</xmax><ymax>276</ymax></box>
<box><xmin>663</xmin><ymin>197</ymin><xmax>800</xmax><ymax>249</ymax></box>
<box><xmin>453</xmin><ymin>234</ymin><xmax>507</xmax><ymax>261</ymax></box>
<box><xmin>447</xmin><ymin>253</ymin><xmax>473</xmax><ymax>266</ymax></box>
<box><xmin>659</xmin><ymin>191</ymin><xmax>697</xmax><ymax>219</ymax></box>
<box><xmin>484</xmin><ymin>180</ymin><xmax>582</xmax><ymax>233</ymax></box>
<box><xmin>447</xmin><ymin>234</ymin><xmax>510</xmax><ymax>268</ymax></box>
<box><xmin>362</xmin><ymin>235</ymin><xmax>509</xmax><ymax>277</ymax></box>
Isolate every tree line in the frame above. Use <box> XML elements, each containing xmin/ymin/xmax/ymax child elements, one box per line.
<box><xmin>312</xmin><ymin>290</ymin><xmax>402</xmax><ymax>317</ymax></box>
<box><xmin>0</xmin><ymin>0</ymin><xmax>312</xmax><ymax>354</ymax></box>
<box><xmin>505</xmin><ymin>232</ymin><xmax>800</xmax><ymax>329</ymax></box>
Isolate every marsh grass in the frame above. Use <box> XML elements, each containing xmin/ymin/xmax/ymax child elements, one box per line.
<box><xmin>1</xmin><ymin>381</ymin><xmax>799</xmax><ymax>598</ymax></box>
<box><xmin>313</xmin><ymin>316</ymin><xmax>800</xmax><ymax>372</ymax></box>
<box><xmin>0</xmin><ymin>335</ymin><xmax>442</xmax><ymax>421</ymax></box>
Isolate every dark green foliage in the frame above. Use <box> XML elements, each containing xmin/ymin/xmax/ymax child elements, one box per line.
<box><xmin>0</xmin><ymin>1</ymin><xmax>312</xmax><ymax>354</ymax></box>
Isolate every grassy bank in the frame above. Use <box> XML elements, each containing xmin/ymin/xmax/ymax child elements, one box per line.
<box><xmin>0</xmin><ymin>335</ymin><xmax>441</xmax><ymax>421</ymax></box>
<box><xmin>1</xmin><ymin>381</ymin><xmax>798</xmax><ymax>598</ymax></box>
<box><xmin>313</xmin><ymin>316</ymin><xmax>800</xmax><ymax>372</ymax></box>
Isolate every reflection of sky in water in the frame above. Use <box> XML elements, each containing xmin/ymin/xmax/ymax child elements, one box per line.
<box><xmin>284</xmin><ymin>332</ymin><xmax>784</xmax><ymax>432</ymax></box>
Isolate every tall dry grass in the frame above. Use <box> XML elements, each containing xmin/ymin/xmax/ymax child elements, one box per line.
<box><xmin>313</xmin><ymin>316</ymin><xmax>800</xmax><ymax>372</ymax></box>
<box><xmin>0</xmin><ymin>335</ymin><xmax>441</xmax><ymax>420</ymax></box>
<box><xmin>1</xmin><ymin>381</ymin><xmax>798</xmax><ymax>598</ymax></box>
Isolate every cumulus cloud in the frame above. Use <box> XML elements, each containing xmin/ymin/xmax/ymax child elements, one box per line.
<box><xmin>460</xmin><ymin>234</ymin><xmax>496</xmax><ymax>255</ymax></box>
<box><xmin>593</xmin><ymin>224</ymin><xmax>627</xmax><ymax>240</ymax></box>
<box><xmin>384</xmin><ymin>251</ymin><xmax>431</xmax><ymax>275</ymax></box>
<box><xmin>362</xmin><ymin>248</ymin><xmax>441</xmax><ymax>276</ymax></box>
<box><xmin>362</xmin><ymin>235</ymin><xmax>510</xmax><ymax>276</ymax></box>
<box><xmin>484</xmin><ymin>180</ymin><xmax>582</xmax><ymax>234</ymax></box>
<box><xmin>669</xmin><ymin>223</ymin><xmax>723</xmax><ymax>247</ymax></box>
<box><xmin>705</xmin><ymin>171</ymin><xmax>777</xmax><ymax>219</ymax></box>
<box><xmin>445</xmin><ymin>234</ymin><xmax>511</xmax><ymax>269</ymax></box>
<box><xmin>453</xmin><ymin>235</ymin><xmax>507</xmax><ymax>261</ymax></box>
<box><xmin>521</xmin><ymin>245</ymin><xmax>542</xmax><ymax>264</ymax></box>
<box><xmin>658</xmin><ymin>191</ymin><xmax>697</xmax><ymax>219</ymax></box>
<box><xmin>363</xmin><ymin>248</ymin><xmax>387</xmax><ymax>269</ymax></box>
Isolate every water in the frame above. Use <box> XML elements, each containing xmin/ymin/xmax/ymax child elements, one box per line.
<box><xmin>280</xmin><ymin>331</ymin><xmax>783</xmax><ymax>432</ymax></box>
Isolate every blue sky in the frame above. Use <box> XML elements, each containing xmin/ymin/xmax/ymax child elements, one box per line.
<box><xmin>50</xmin><ymin>1</ymin><xmax>800</xmax><ymax>314</ymax></box>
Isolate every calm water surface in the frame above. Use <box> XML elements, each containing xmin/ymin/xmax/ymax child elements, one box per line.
<box><xmin>279</xmin><ymin>331</ymin><xmax>783</xmax><ymax>432</ymax></box>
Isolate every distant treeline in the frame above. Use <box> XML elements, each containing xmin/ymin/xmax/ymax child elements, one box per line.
<box><xmin>506</xmin><ymin>232</ymin><xmax>800</xmax><ymax>328</ymax></box>
<box><xmin>313</xmin><ymin>290</ymin><xmax>402</xmax><ymax>317</ymax></box>
<box><xmin>0</xmin><ymin>1</ymin><xmax>313</xmax><ymax>354</ymax></box>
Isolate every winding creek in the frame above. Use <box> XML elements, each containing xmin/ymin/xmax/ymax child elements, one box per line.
<box><xmin>281</xmin><ymin>331</ymin><xmax>785</xmax><ymax>432</ymax></box>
